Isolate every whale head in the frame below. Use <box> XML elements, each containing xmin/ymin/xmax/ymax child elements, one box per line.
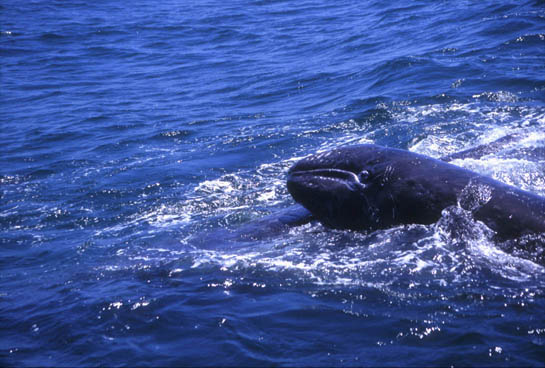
<box><xmin>287</xmin><ymin>145</ymin><xmax>390</xmax><ymax>230</ymax></box>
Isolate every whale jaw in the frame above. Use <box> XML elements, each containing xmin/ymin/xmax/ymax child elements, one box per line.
<box><xmin>287</xmin><ymin>166</ymin><xmax>374</xmax><ymax>230</ymax></box>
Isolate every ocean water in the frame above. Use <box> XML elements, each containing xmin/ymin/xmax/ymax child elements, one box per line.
<box><xmin>1</xmin><ymin>0</ymin><xmax>545</xmax><ymax>366</ymax></box>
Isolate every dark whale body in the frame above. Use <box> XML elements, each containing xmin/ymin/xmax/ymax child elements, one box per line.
<box><xmin>287</xmin><ymin>145</ymin><xmax>545</xmax><ymax>239</ymax></box>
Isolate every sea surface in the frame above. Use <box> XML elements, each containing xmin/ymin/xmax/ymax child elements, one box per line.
<box><xmin>1</xmin><ymin>0</ymin><xmax>545</xmax><ymax>366</ymax></box>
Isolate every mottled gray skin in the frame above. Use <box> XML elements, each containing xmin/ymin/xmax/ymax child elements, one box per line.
<box><xmin>287</xmin><ymin>144</ymin><xmax>545</xmax><ymax>239</ymax></box>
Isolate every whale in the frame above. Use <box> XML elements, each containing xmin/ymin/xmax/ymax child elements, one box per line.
<box><xmin>192</xmin><ymin>204</ymin><xmax>313</xmax><ymax>247</ymax></box>
<box><xmin>287</xmin><ymin>144</ymin><xmax>545</xmax><ymax>239</ymax></box>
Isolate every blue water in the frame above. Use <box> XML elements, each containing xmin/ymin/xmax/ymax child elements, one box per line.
<box><xmin>2</xmin><ymin>0</ymin><xmax>545</xmax><ymax>366</ymax></box>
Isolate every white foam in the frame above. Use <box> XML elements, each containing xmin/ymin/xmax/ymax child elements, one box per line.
<box><xmin>195</xmin><ymin>178</ymin><xmax>238</xmax><ymax>194</ymax></box>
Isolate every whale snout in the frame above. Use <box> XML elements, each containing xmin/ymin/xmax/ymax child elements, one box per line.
<box><xmin>287</xmin><ymin>154</ymin><xmax>374</xmax><ymax>230</ymax></box>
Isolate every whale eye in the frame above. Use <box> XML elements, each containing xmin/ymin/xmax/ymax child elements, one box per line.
<box><xmin>358</xmin><ymin>170</ymin><xmax>370</xmax><ymax>182</ymax></box>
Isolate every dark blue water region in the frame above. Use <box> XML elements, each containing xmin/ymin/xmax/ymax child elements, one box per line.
<box><xmin>1</xmin><ymin>0</ymin><xmax>545</xmax><ymax>366</ymax></box>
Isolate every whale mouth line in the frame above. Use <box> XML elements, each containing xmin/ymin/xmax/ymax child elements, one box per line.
<box><xmin>289</xmin><ymin>168</ymin><xmax>361</xmax><ymax>183</ymax></box>
<box><xmin>288</xmin><ymin>168</ymin><xmax>367</xmax><ymax>193</ymax></box>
